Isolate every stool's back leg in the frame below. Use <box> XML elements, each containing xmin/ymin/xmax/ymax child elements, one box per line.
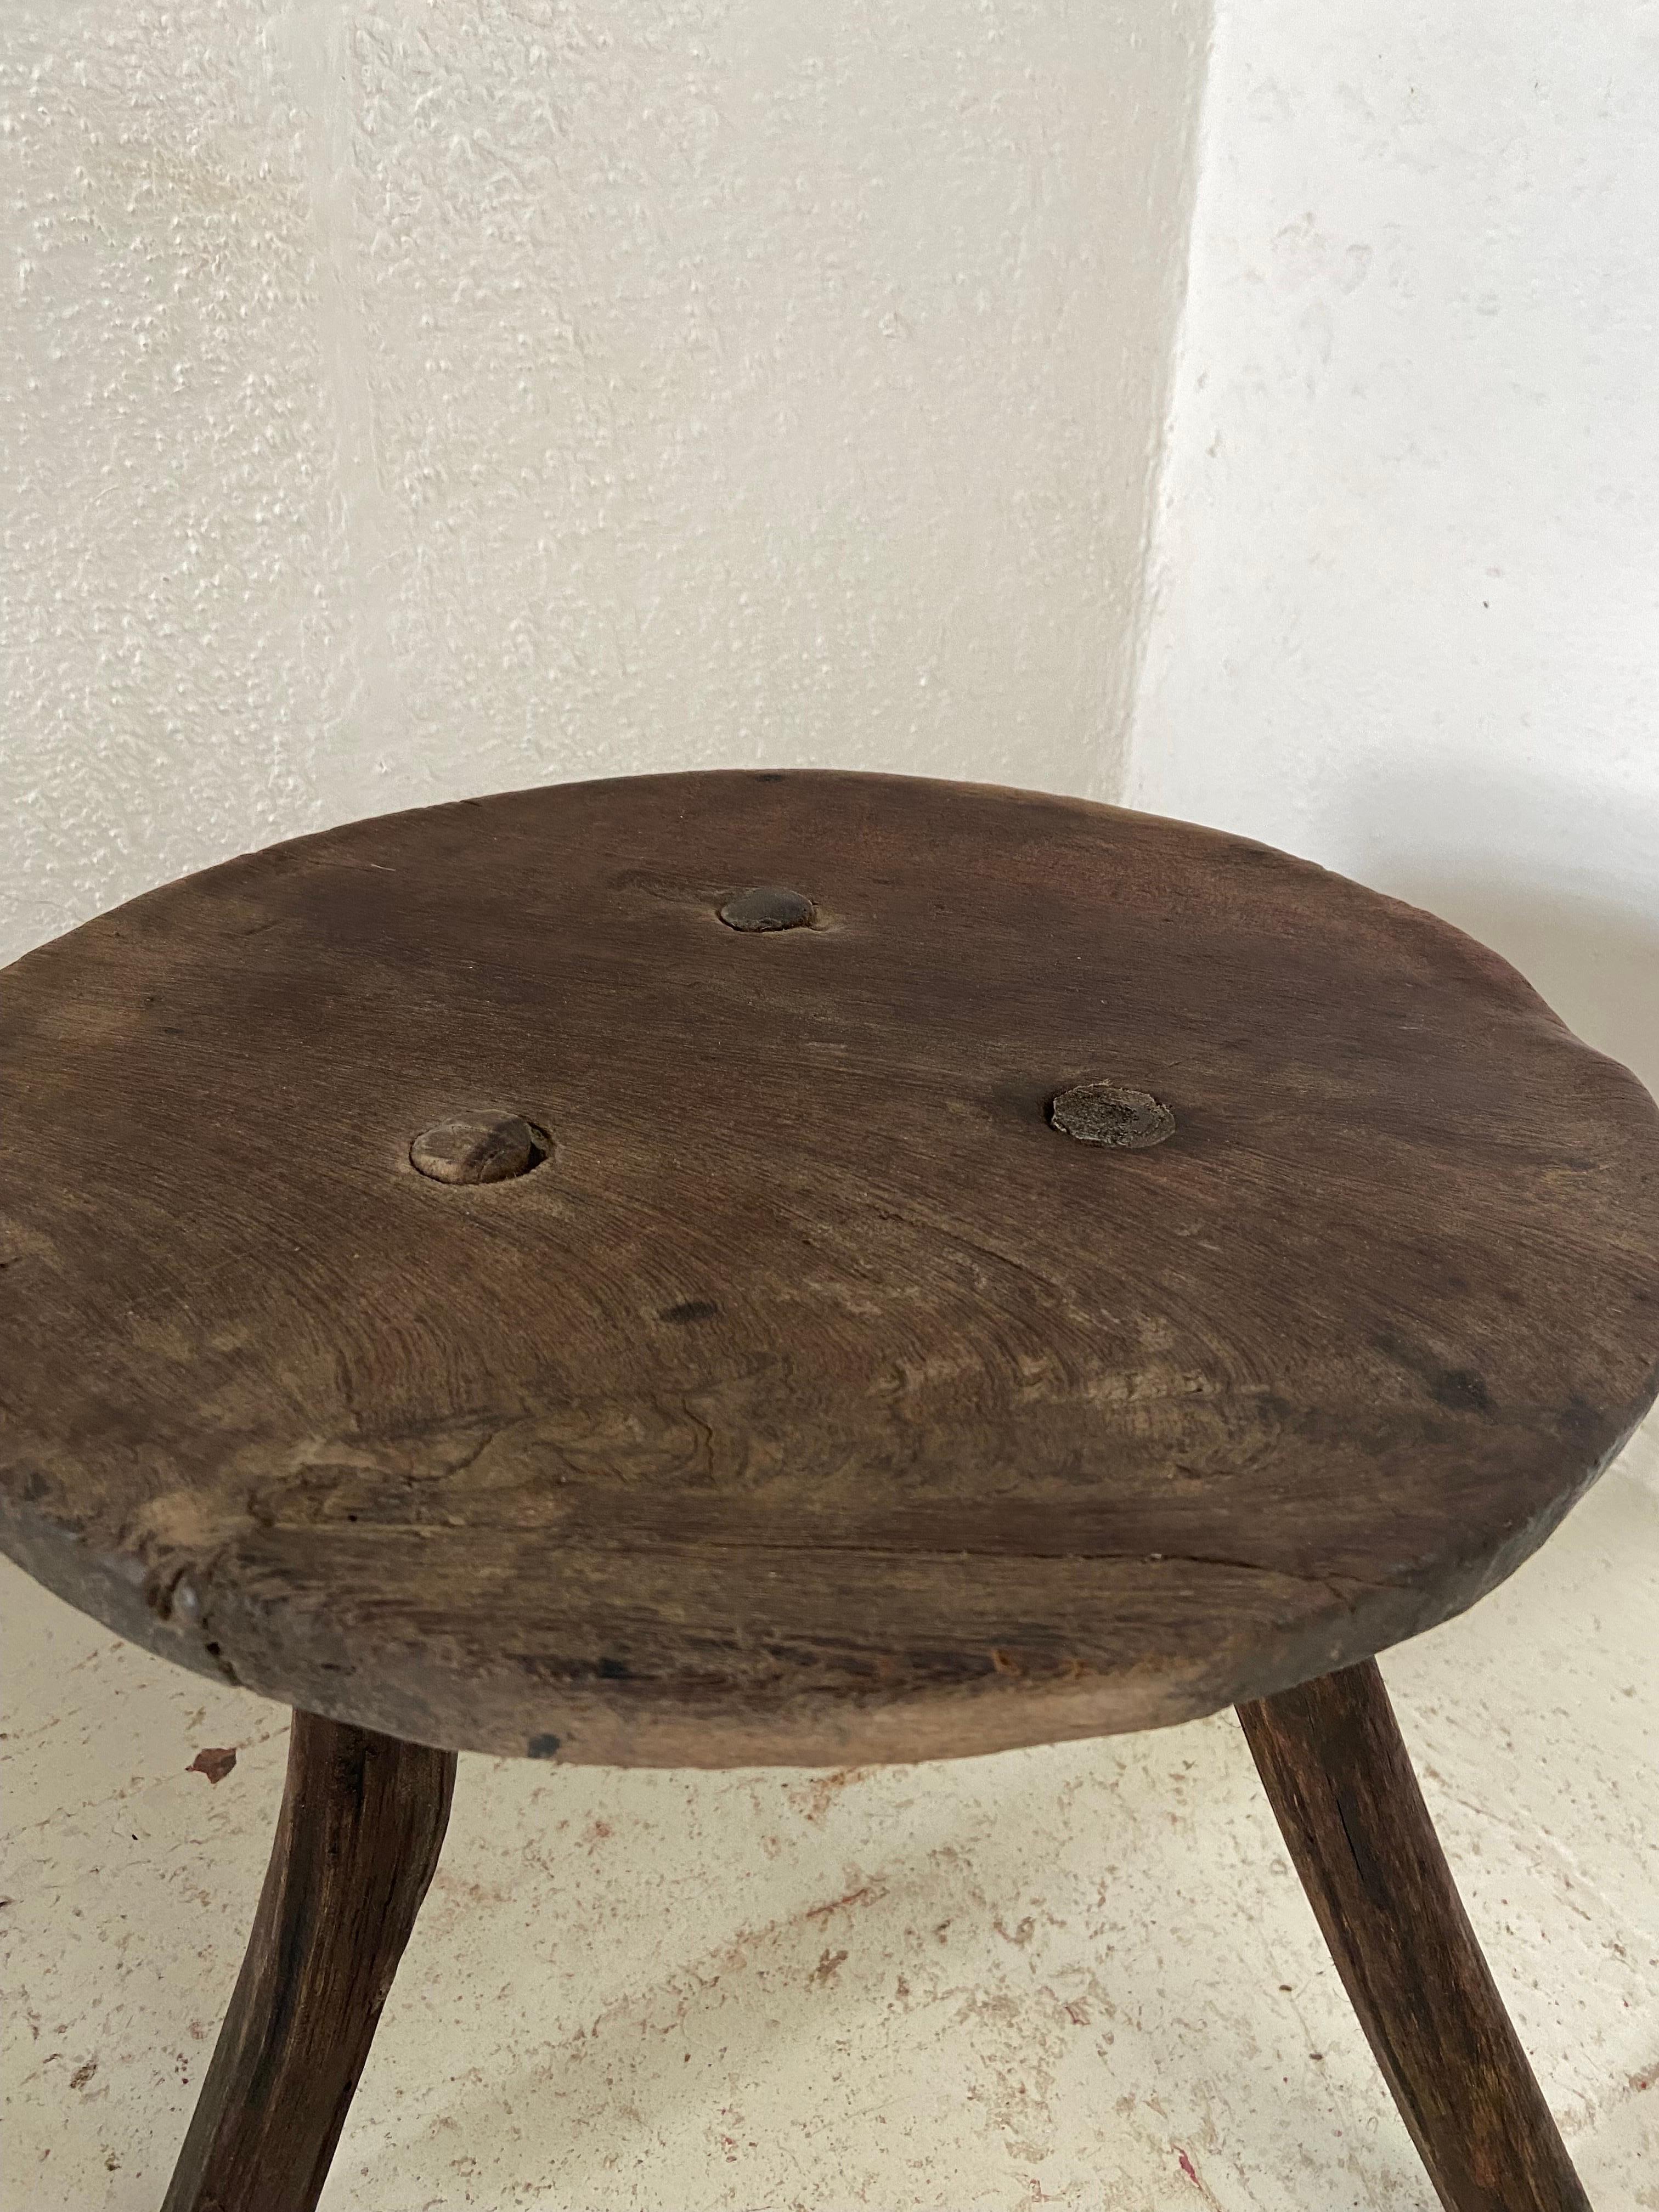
<box><xmin>162</xmin><ymin>1711</ymin><xmax>456</xmax><ymax>2212</ymax></box>
<box><xmin>1237</xmin><ymin>1660</ymin><xmax>1589</xmax><ymax>2212</ymax></box>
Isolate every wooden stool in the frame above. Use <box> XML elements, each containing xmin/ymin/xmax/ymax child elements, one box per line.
<box><xmin>3</xmin><ymin>770</ymin><xmax>1655</xmax><ymax>2211</ymax></box>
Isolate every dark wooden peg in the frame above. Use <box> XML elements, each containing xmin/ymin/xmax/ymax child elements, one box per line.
<box><xmin>409</xmin><ymin>1113</ymin><xmax>545</xmax><ymax>1184</ymax></box>
<box><xmin>718</xmin><ymin>885</ymin><xmax>816</xmax><ymax>930</ymax></box>
<box><xmin>1049</xmin><ymin>1081</ymin><xmax>1175</xmax><ymax>1148</ymax></box>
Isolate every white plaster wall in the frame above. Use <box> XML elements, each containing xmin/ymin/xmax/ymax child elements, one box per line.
<box><xmin>1129</xmin><ymin>0</ymin><xmax>1659</xmax><ymax>1097</ymax></box>
<box><xmin>2</xmin><ymin>0</ymin><xmax>1210</xmax><ymax>969</ymax></box>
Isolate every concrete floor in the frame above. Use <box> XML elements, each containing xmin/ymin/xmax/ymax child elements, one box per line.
<box><xmin>3</xmin><ymin>1421</ymin><xmax>1656</xmax><ymax>2212</ymax></box>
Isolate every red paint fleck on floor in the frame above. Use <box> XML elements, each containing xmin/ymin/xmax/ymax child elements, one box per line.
<box><xmin>804</xmin><ymin>1882</ymin><xmax>878</xmax><ymax>1921</ymax></box>
<box><xmin>1178</xmin><ymin>2148</ymin><xmax>1200</xmax><ymax>2185</ymax></box>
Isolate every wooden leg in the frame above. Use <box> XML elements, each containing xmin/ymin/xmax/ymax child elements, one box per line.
<box><xmin>162</xmin><ymin>1711</ymin><xmax>456</xmax><ymax>2212</ymax></box>
<box><xmin>1237</xmin><ymin>1660</ymin><xmax>1589</xmax><ymax>2212</ymax></box>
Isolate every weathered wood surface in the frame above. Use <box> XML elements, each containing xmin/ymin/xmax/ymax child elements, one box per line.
<box><xmin>1239</xmin><ymin>1662</ymin><xmax>1591</xmax><ymax>2212</ymax></box>
<box><xmin>2</xmin><ymin>770</ymin><xmax>1656</xmax><ymax>1762</ymax></box>
<box><xmin>161</xmin><ymin>1711</ymin><xmax>454</xmax><ymax>2212</ymax></box>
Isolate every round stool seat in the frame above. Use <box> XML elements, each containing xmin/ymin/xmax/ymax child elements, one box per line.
<box><xmin>2</xmin><ymin>770</ymin><xmax>1655</xmax><ymax>1764</ymax></box>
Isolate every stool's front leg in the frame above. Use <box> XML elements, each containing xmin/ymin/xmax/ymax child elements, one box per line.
<box><xmin>1237</xmin><ymin>1660</ymin><xmax>1589</xmax><ymax>2212</ymax></box>
<box><xmin>162</xmin><ymin>1711</ymin><xmax>456</xmax><ymax>2212</ymax></box>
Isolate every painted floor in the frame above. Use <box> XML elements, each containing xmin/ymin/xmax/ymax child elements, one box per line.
<box><xmin>3</xmin><ymin>1419</ymin><xmax>1656</xmax><ymax>2212</ymax></box>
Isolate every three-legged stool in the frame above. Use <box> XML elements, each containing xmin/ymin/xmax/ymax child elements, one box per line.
<box><xmin>3</xmin><ymin>770</ymin><xmax>1655</xmax><ymax>2210</ymax></box>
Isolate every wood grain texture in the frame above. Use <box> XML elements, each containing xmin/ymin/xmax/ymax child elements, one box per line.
<box><xmin>1238</xmin><ymin>1662</ymin><xmax>1590</xmax><ymax>2212</ymax></box>
<box><xmin>2</xmin><ymin>770</ymin><xmax>1657</xmax><ymax>1762</ymax></box>
<box><xmin>162</xmin><ymin>1710</ymin><xmax>455</xmax><ymax>2212</ymax></box>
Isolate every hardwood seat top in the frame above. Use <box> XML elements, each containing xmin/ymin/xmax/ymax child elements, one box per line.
<box><xmin>2</xmin><ymin>770</ymin><xmax>1656</xmax><ymax>1766</ymax></box>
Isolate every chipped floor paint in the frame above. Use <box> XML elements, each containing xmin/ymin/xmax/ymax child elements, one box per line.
<box><xmin>2</xmin><ymin>1423</ymin><xmax>1656</xmax><ymax>2211</ymax></box>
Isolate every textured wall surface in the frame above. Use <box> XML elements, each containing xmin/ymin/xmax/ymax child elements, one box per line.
<box><xmin>1128</xmin><ymin>0</ymin><xmax>1659</xmax><ymax>1097</ymax></box>
<box><xmin>2</xmin><ymin>0</ymin><xmax>1210</xmax><ymax>966</ymax></box>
